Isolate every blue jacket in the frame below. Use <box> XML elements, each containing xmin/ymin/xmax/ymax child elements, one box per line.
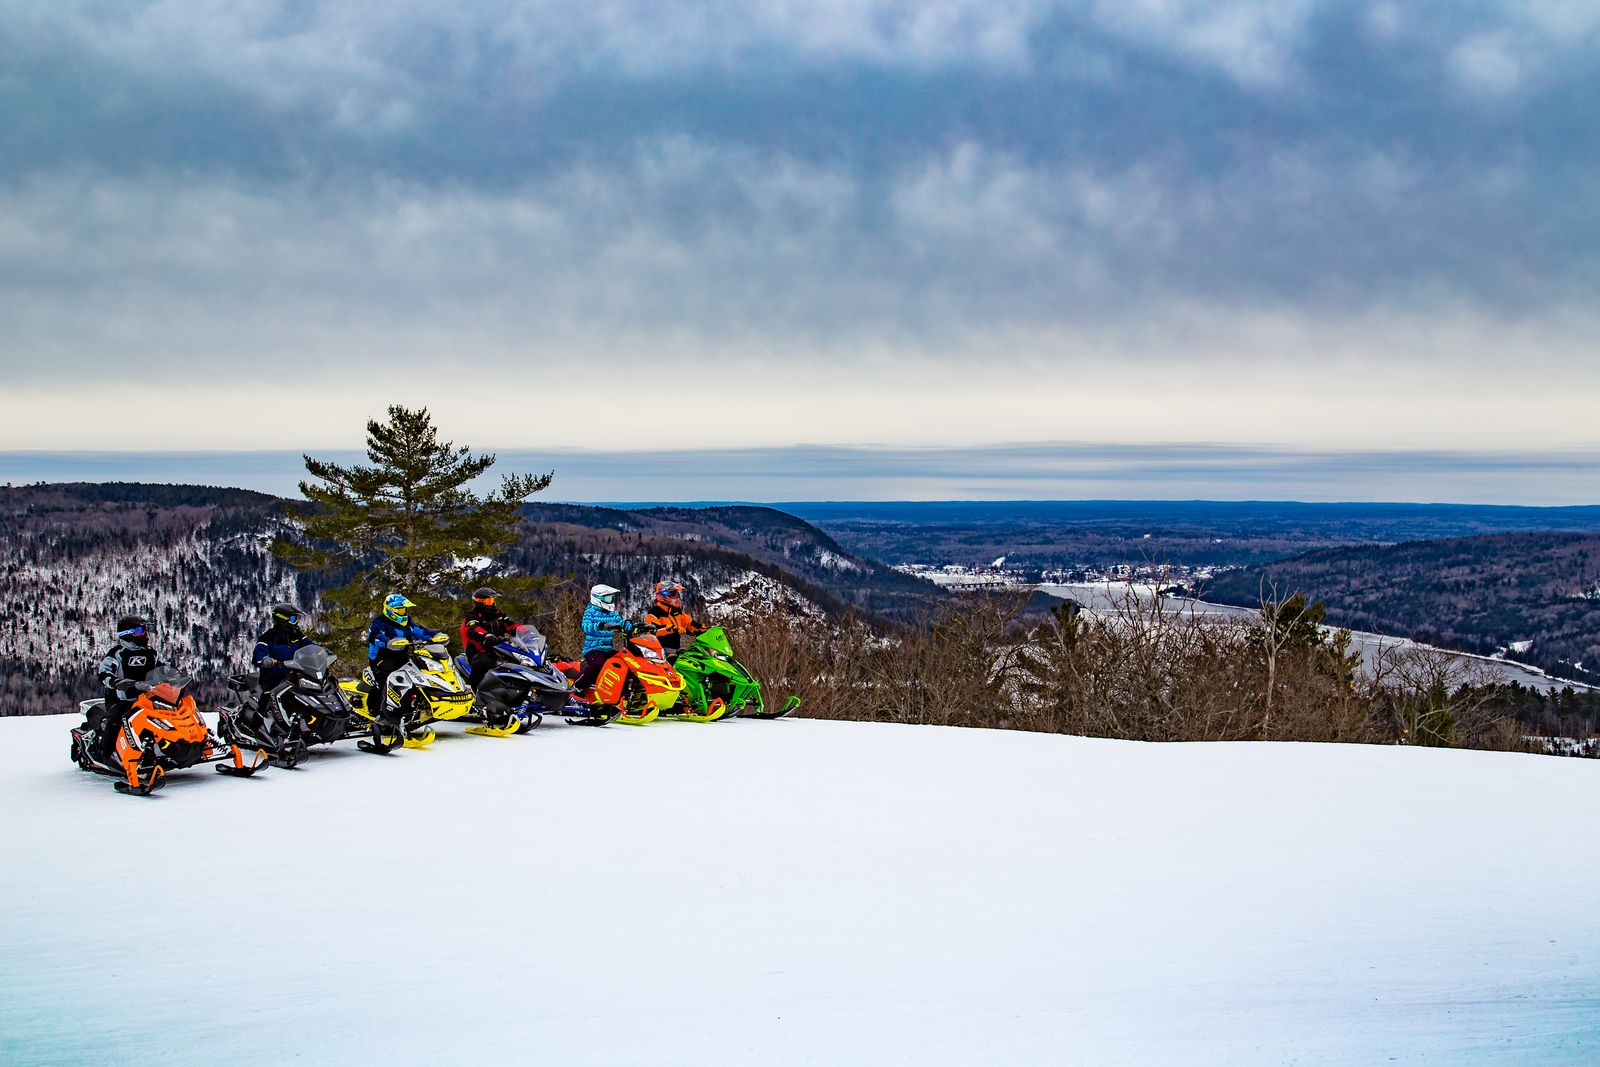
<box><xmin>368</xmin><ymin>615</ymin><xmax>442</xmax><ymax>663</ymax></box>
<box><xmin>582</xmin><ymin>602</ymin><xmax>626</xmax><ymax>654</ymax></box>
<box><xmin>253</xmin><ymin>625</ymin><xmax>313</xmax><ymax>687</ymax></box>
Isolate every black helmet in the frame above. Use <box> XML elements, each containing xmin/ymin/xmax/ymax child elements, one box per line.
<box><xmin>270</xmin><ymin>603</ymin><xmax>305</xmax><ymax>634</ymax></box>
<box><xmin>116</xmin><ymin>615</ymin><xmax>151</xmax><ymax>649</ymax></box>
<box><xmin>472</xmin><ymin>587</ymin><xmax>499</xmax><ymax>606</ymax></box>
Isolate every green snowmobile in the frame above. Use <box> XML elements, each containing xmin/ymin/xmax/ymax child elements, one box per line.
<box><xmin>669</xmin><ymin>626</ymin><xmax>800</xmax><ymax>721</ymax></box>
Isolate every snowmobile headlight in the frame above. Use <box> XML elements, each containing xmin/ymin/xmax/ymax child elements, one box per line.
<box><xmin>299</xmin><ymin>678</ymin><xmax>322</xmax><ymax>690</ymax></box>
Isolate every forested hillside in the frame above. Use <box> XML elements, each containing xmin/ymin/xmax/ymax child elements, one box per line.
<box><xmin>0</xmin><ymin>485</ymin><xmax>300</xmax><ymax>715</ymax></box>
<box><xmin>0</xmin><ymin>485</ymin><xmax>937</xmax><ymax>715</ymax></box>
<box><xmin>1203</xmin><ymin>532</ymin><xmax>1600</xmax><ymax>685</ymax></box>
<box><xmin>516</xmin><ymin>503</ymin><xmax>940</xmax><ymax>620</ymax></box>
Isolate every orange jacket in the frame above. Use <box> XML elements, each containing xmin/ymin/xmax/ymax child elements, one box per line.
<box><xmin>645</xmin><ymin>602</ymin><xmax>699</xmax><ymax>637</ymax></box>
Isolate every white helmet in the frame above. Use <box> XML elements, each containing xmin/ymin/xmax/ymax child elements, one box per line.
<box><xmin>589</xmin><ymin>584</ymin><xmax>621</xmax><ymax>612</ymax></box>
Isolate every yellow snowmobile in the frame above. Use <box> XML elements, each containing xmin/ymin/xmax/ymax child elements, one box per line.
<box><xmin>340</xmin><ymin>637</ymin><xmax>475</xmax><ymax>748</ymax></box>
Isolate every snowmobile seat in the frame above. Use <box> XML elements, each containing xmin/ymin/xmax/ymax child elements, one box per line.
<box><xmin>227</xmin><ymin>673</ymin><xmax>260</xmax><ymax>693</ymax></box>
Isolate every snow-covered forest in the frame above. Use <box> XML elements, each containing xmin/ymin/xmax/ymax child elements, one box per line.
<box><xmin>0</xmin><ymin>487</ymin><xmax>300</xmax><ymax>713</ymax></box>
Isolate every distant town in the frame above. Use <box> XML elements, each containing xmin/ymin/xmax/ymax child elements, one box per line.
<box><xmin>894</xmin><ymin>559</ymin><xmax>1221</xmax><ymax>592</ymax></box>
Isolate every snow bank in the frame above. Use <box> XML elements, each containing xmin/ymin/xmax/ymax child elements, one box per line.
<box><xmin>1</xmin><ymin>716</ymin><xmax>1597</xmax><ymax>1065</ymax></box>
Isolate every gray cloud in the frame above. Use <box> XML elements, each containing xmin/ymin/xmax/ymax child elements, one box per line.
<box><xmin>1</xmin><ymin>2</ymin><xmax>1598</xmax><ymax>466</ymax></box>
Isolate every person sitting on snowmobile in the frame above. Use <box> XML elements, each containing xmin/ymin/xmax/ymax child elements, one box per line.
<box><xmin>254</xmin><ymin>603</ymin><xmax>313</xmax><ymax>689</ymax></box>
<box><xmin>644</xmin><ymin>579</ymin><xmax>704</xmax><ymax>657</ymax></box>
<box><xmin>461</xmin><ymin>586</ymin><xmax>514</xmax><ymax>685</ymax></box>
<box><xmin>92</xmin><ymin>615</ymin><xmax>172</xmax><ymax>761</ymax></box>
<box><xmin>367</xmin><ymin>594</ymin><xmax>443</xmax><ymax>716</ymax></box>
<box><xmin>570</xmin><ymin>584</ymin><xmax>630</xmax><ymax>696</ymax></box>
<box><xmin>252</xmin><ymin>602</ymin><xmax>313</xmax><ymax>713</ymax></box>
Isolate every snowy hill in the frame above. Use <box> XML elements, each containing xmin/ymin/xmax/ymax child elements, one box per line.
<box><xmin>2</xmin><ymin>716</ymin><xmax>1596</xmax><ymax>1065</ymax></box>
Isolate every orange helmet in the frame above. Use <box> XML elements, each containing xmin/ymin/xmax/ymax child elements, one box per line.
<box><xmin>654</xmin><ymin>580</ymin><xmax>684</xmax><ymax>608</ymax></box>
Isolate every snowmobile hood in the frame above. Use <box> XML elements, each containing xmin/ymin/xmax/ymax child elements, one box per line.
<box><xmin>694</xmin><ymin>626</ymin><xmax>735</xmax><ymax>657</ymax></box>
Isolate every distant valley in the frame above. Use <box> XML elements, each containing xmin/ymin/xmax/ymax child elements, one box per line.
<box><xmin>787</xmin><ymin>500</ymin><xmax>1600</xmax><ymax>689</ymax></box>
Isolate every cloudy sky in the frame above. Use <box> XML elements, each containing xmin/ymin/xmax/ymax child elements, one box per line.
<box><xmin>2</xmin><ymin>2</ymin><xmax>1597</xmax><ymax>499</ymax></box>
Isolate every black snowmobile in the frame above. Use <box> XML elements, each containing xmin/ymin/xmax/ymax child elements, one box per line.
<box><xmin>218</xmin><ymin>644</ymin><xmax>396</xmax><ymax>764</ymax></box>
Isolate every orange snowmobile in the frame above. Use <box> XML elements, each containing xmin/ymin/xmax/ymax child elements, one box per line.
<box><xmin>557</xmin><ymin>625</ymin><xmax>685</xmax><ymax>726</ymax></box>
<box><xmin>71</xmin><ymin>668</ymin><xmax>268</xmax><ymax>795</ymax></box>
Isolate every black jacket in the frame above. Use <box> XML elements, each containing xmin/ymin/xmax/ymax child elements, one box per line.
<box><xmin>462</xmin><ymin>604</ymin><xmax>512</xmax><ymax>658</ymax></box>
<box><xmin>253</xmin><ymin>623</ymin><xmax>313</xmax><ymax>687</ymax></box>
<box><xmin>96</xmin><ymin>644</ymin><xmax>171</xmax><ymax>702</ymax></box>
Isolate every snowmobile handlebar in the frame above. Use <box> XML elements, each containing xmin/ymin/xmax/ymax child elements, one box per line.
<box><xmin>387</xmin><ymin>636</ymin><xmax>449</xmax><ymax>653</ymax></box>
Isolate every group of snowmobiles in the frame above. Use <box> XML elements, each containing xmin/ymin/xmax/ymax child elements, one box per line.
<box><xmin>71</xmin><ymin>584</ymin><xmax>798</xmax><ymax>796</ymax></box>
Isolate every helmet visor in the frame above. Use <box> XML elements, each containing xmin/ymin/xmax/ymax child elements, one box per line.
<box><xmin>118</xmin><ymin>625</ymin><xmax>148</xmax><ymax>639</ymax></box>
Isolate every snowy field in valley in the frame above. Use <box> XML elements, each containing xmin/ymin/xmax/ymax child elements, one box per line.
<box><xmin>2</xmin><ymin>714</ymin><xmax>1597</xmax><ymax>1065</ymax></box>
<box><xmin>1041</xmin><ymin>582</ymin><xmax>1587</xmax><ymax>692</ymax></box>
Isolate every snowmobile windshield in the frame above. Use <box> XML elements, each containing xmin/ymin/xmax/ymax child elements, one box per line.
<box><xmin>289</xmin><ymin>645</ymin><xmax>336</xmax><ymax>677</ymax></box>
<box><xmin>695</xmin><ymin>626</ymin><xmax>734</xmax><ymax>656</ymax></box>
<box><xmin>506</xmin><ymin>626</ymin><xmax>548</xmax><ymax>659</ymax></box>
<box><xmin>142</xmin><ymin>666</ymin><xmax>190</xmax><ymax>691</ymax></box>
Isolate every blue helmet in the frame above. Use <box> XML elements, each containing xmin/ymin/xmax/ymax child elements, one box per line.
<box><xmin>383</xmin><ymin>593</ymin><xmax>415</xmax><ymax>626</ymax></box>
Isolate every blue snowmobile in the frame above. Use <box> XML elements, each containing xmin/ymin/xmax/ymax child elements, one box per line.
<box><xmin>454</xmin><ymin>624</ymin><xmax>600</xmax><ymax>733</ymax></box>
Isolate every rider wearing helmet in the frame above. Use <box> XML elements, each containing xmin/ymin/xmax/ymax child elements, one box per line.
<box><xmin>571</xmin><ymin>583</ymin><xmax>628</xmax><ymax>695</ymax></box>
<box><xmin>644</xmin><ymin>579</ymin><xmax>703</xmax><ymax>656</ymax></box>
<box><xmin>461</xmin><ymin>586</ymin><xmax>514</xmax><ymax>685</ymax></box>
<box><xmin>366</xmin><ymin>594</ymin><xmax>443</xmax><ymax>717</ymax></box>
<box><xmin>253</xmin><ymin>603</ymin><xmax>313</xmax><ymax>691</ymax></box>
<box><xmin>92</xmin><ymin>614</ymin><xmax>172</xmax><ymax>761</ymax></box>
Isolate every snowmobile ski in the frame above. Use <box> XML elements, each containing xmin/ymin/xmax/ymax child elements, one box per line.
<box><xmin>272</xmin><ymin>741</ymin><xmax>306</xmax><ymax>769</ymax></box>
<box><xmin>743</xmin><ymin>695</ymin><xmax>803</xmax><ymax>720</ymax></box>
<box><xmin>661</xmin><ymin>697</ymin><xmax>729</xmax><ymax>724</ymax></box>
<box><xmin>215</xmin><ymin>747</ymin><xmax>268</xmax><ymax>777</ymax></box>
<box><xmin>115</xmin><ymin>778</ymin><xmax>162</xmax><ymax>796</ymax></box>
<box><xmin>115</xmin><ymin>766</ymin><xmax>165</xmax><ymax>796</ymax></box>
<box><xmin>464</xmin><ymin>719</ymin><xmax>525</xmax><ymax>738</ymax></box>
<box><xmin>613</xmin><ymin>705</ymin><xmax>660</xmax><ymax>727</ymax></box>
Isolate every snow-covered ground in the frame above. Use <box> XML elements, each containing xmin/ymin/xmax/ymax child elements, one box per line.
<box><xmin>1041</xmin><ymin>582</ymin><xmax>1590</xmax><ymax>692</ymax></box>
<box><xmin>2</xmin><ymin>715</ymin><xmax>1598</xmax><ymax>1065</ymax></box>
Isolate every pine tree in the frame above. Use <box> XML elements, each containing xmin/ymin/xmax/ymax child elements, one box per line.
<box><xmin>276</xmin><ymin>405</ymin><xmax>553</xmax><ymax>660</ymax></box>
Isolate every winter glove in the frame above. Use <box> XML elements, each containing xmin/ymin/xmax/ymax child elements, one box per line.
<box><xmin>260</xmin><ymin>656</ymin><xmax>278</xmax><ymax>667</ymax></box>
<box><xmin>114</xmin><ymin>679</ymin><xmax>141</xmax><ymax>700</ymax></box>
